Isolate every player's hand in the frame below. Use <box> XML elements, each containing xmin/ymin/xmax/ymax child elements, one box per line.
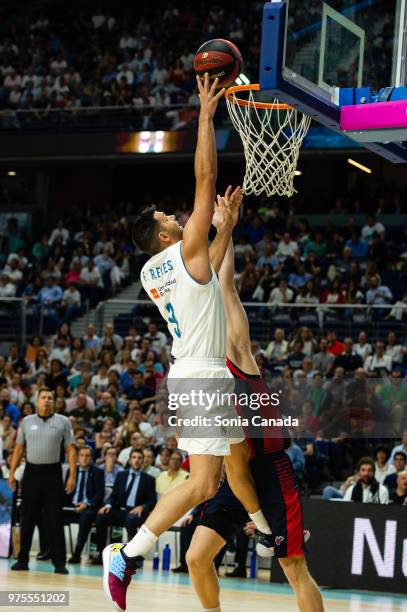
<box><xmin>212</xmin><ymin>191</ymin><xmax>233</xmax><ymax>231</ymax></box>
<box><xmin>243</xmin><ymin>521</ymin><xmax>256</xmax><ymax>536</ymax></box>
<box><xmin>221</xmin><ymin>184</ymin><xmax>243</xmax><ymax>227</ymax></box>
<box><xmin>228</xmin><ymin>185</ymin><xmax>244</xmax><ymax>225</ymax></box>
<box><xmin>129</xmin><ymin>505</ymin><xmax>144</xmax><ymax>517</ymax></box>
<box><xmin>75</xmin><ymin>503</ymin><xmax>87</xmax><ymax>513</ymax></box>
<box><xmin>197</xmin><ymin>73</ymin><xmax>225</xmax><ymax>119</ymax></box>
<box><xmin>98</xmin><ymin>505</ymin><xmax>111</xmax><ymax>514</ymax></box>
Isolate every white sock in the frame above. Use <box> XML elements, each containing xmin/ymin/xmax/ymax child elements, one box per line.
<box><xmin>123</xmin><ymin>525</ymin><xmax>158</xmax><ymax>558</ymax></box>
<box><xmin>248</xmin><ymin>510</ymin><xmax>271</xmax><ymax>535</ymax></box>
<box><xmin>203</xmin><ymin>608</ymin><xmax>221</xmax><ymax>612</ymax></box>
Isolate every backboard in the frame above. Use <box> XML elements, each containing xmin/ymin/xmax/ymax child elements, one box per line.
<box><xmin>259</xmin><ymin>0</ymin><xmax>407</xmax><ymax>162</ymax></box>
<box><xmin>284</xmin><ymin>0</ymin><xmax>405</xmax><ymax>100</ymax></box>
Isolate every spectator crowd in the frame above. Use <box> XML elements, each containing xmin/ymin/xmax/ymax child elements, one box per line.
<box><xmin>0</xmin><ymin>0</ymin><xmax>396</xmax><ymax>133</ymax></box>
<box><xmin>0</xmin><ymin>212</ymin><xmax>134</xmax><ymax>331</ymax></box>
<box><xmin>0</xmin><ymin>1</ymin><xmax>258</xmax><ymax>130</ymax></box>
<box><xmin>230</xmin><ymin>203</ymin><xmax>407</xmax><ymax>326</ymax></box>
<box><xmin>0</xmin><ymin>175</ymin><xmax>406</xmax><ymax>572</ymax></box>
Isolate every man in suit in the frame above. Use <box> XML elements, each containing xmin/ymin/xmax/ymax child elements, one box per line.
<box><xmin>93</xmin><ymin>448</ymin><xmax>156</xmax><ymax>564</ymax></box>
<box><xmin>64</xmin><ymin>445</ymin><xmax>105</xmax><ymax>563</ymax></box>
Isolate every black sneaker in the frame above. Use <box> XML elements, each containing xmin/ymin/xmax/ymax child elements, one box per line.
<box><xmin>225</xmin><ymin>566</ymin><xmax>247</xmax><ymax>578</ymax></box>
<box><xmin>130</xmin><ymin>555</ymin><xmax>144</xmax><ymax>570</ymax></box>
<box><xmin>68</xmin><ymin>555</ymin><xmax>81</xmax><ymax>564</ymax></box>
<box><xmin>171</xmin><ymin>563</ymin><xmax>188</xmax><ymax>574</ymax></box>
<box><xmin>91</xmin><ymin>554</ymin><xmax>103</xmax><ymax>565</ymax></box>
<box><xmin>11</xmin><ymin>561</ymin><xmax>29</xmax><ymax>571</ymax></box>
<box><xmin>54</xmin><ymin>566</ymin><xmax>69</xmax><ymax>575</ymax></box>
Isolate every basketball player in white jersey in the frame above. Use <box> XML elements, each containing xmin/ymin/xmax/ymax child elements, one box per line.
<box><xmin>102</xmin><ymin>74</ymin><xmax>270</xmax><ymax>612</ymax></box>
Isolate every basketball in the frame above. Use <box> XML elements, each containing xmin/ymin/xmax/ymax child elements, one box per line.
<box><xmin>194</xmin><ymin>39</ymin><xmax>242</xmax><ymax>88</ymax></box>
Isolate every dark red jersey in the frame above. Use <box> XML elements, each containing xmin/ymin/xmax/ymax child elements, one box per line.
<box><xmin>226</xmin><ymin>357</ymin><xmax>290</xmax><ymax>457</ymax></box>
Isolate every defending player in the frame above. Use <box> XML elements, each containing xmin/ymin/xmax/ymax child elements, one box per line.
<box><xmin>102</xmin><ymin>74</ymin><xmax>270</xmax><ymax>612</ymax></box>
<box><xmin>185</xmin><ymin>196</ymin><xmax>325</xmax><ymax>612</ymax></box>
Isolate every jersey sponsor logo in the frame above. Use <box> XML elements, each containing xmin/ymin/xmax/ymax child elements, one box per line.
<box><xmin>275</xmin><ymin>536</ymin><xmax>285</xmax><ymax>546</ymax></box>
<box><xmin>157</xmin><ymin>278</ymin><xmax>176</xmax><ymax>296</ymax></box>
<box><xmin>150</xmin><ymin>288</ymin><xmax>160</xmax><ymax>299</ymax></box>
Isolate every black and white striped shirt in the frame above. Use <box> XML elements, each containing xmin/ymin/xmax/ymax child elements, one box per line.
<box><xmin>16</xmin><ymin>413</ymin><xmax>75</xmax><ymax>464</ymax></box>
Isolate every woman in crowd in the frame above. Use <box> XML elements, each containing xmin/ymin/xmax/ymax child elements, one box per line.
<box><xmin>45</xmin><ymin>359</ymin><xmax>67</xmax><ymax>390</ymax></box>
<box><xmin>95</xmin><ymin>418</ymin><xmax>116</xmax><ymax>450</ymax></box>
<box><xmin>0</xmin><ymin>414</ymin><xmax>16</xmax><ymax>450</ymax></box>
<box><xmin>238</xmin><ymin>261</ymin><xmax>260</xmax><ymax>300</ymax></box>
<box><xmin>155</xmin><ymin>446</ymin><xmax>172</xmax><ymax>471</ymax></box>
<box><xmin>82</xmin><ymin>348</ymin><xmax>98</xmax><ymax>371</ymax></box>
<box><xmin>50</xmin><ymin>322</ymin><xmax>72</xmax><ymax>348</ymax></box>
<box><xmin>100</xmin><ymin>351</ymin><xmax>116</xmax><ymax>371</ymax></box>
<box><xmin>31</xmin><ymin>348</ymin><xmax>49</xmax><ymax>378</ymax></box>
<box><xmin>295</xmin><ymin>279</ymin><xmax>320</xmax><ymax>309</ymax></box>
<box><xmin>70</xmin><ymin>337</ymin><xmax>85</xmax><ymax>365</ymax></box>
<box><xmin>290</xmin><ymin>327</ymin><xmax>318</xmax><ymax>357</ymax></box>
<box><xmin>98</xmin><ymin>445</ymin><xmax>122</xmax><ymax>489</ymax></box>
<box><xmin>91</xmin><ymin>363</ymin><xmax>110</xmax><ymax>393</ymax></box>
<box><xmin>20</xmin><ymin>401</ymin><xmax>35</xmax><ymax>418</ymax></box>
<box><xmin>25</xmin><ymin>335</ymin><xmax>47</xmax><ymax>363</ymax></box>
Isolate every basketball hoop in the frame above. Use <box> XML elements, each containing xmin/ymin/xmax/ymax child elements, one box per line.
<box><xmin>225</xmin><ymin>84</ymin><xmax>311</xmax><ymax>197</ymax></box>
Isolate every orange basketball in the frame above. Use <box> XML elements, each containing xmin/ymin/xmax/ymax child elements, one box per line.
<box><xmin>194</xmin><ymin>39</ymin><xmax>242</xmax><ymax>88</ymax></box>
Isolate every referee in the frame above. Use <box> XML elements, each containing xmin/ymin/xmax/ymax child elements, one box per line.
<box><xmin>8</xmin><ymin>387</ymin><xmax>77</xmax><ymax>574</ymax></box>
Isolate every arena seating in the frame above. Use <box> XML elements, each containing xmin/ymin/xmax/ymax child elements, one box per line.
<box><xmin>0</xmin><ymin>0</ymin><xmax>394</xmax><ymax>137</ymax></box>
<box><xmin>1</xmin><ymin>191</ymin><xmax>405</xmax><ymax>501</ymax></box>
<box><xmin>0</xmin><ymin>1</ymin><xmax>256</xmax><ymax>132</ymax></box>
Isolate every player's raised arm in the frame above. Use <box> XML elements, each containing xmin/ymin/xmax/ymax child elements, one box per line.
<box><xmin>209</xmin><ymin>185</ymin><xmax>242</xmax><ymax>274</ymax></box>
<box><xmin>215</xmin><ymin>187</ymin><xmax>258</xmax><ymax>373</ymax></box>
<box><xmin>182</xmin><ymin>73</ymin><xmax>225</xmax><ymax>283</ymax></box>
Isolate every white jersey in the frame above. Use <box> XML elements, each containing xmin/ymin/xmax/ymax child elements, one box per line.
<box><xmin>140</xmin><ymin>241</ymin><xmax>226</xmax><ymax>360</ymax></box>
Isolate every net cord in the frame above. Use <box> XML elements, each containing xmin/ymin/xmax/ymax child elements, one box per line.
<box><xmin>226</xmin><ymin>88</ymin><xmax>311</xmax><ymax>197</ymax></box>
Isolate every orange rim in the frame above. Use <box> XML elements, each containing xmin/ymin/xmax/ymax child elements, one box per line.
<box><xmin>225</xmin><ymin>84</ymin><xmax>292</xmax><ymax>110</ymax></box>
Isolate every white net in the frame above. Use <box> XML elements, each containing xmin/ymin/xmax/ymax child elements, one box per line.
<box><xmin>226</xmin><ymin>87</ymin><xmax>311</xmax><ymax>197</ymax></box>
